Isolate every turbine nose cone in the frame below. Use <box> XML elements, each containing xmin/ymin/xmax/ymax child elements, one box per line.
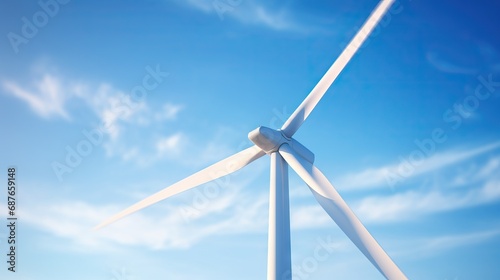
<box><xmin>248</xmin><ymin>126</ymin><xmax>262</xmax><ymax>143</ymax></box>
<box><xmin>248</xmin><ymin>126</ymin><xmax>283</xmax><ymax>153</ymax></box>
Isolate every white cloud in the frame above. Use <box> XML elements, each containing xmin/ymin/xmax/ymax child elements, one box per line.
<box><xmin>14</xmin><ymin>137</ymin><xmax>500</xmax><ymax>254</ymax></box>
<box><xmin>18</xmin><ymin>187</ymin><xmax>269</xmax><ymax>252</ymax></box>
<box><xmin>291</xmin><ymin>204</ymin><xmax>330</xmax><ymax>229</ymax></box>
<box><xmin>173</xmin><ymin>0</ymin><xmax>301</xmax><ymax>32</ymax></box>
<box><xmin>2</xmin><ymin>69</ymin><xmax>160</xmax><ymax>137</ymax></box>
<box><xmin>101</xmin><ymin>131</ymin><xmax>187</xmax><ymax>166</ymax></box>
<box><xmin>290</xmin><ymin>150</ymin><xmax>500</xmax><ymax>228</ymax></box>
<box><xmin>290</xmin><ymin>177</ymin><xmax>500</xmax><ymax>228</ymax></box>
<box><xmin>156</xmin><ymin>133</ymin><xmax>184</xmax><ymax>154</ymax></box>
<box><xmin>336</xmin><ymin>141</ymin><xmax>500</xmax><ymax>191</ymax></box>
<box><xmin>75</xmin><ymin>82</ymin><xmax>187</xmax><ymax>166</ymax></box>
<box><xmin>426</xmin><ymin>51</ymin><xmax>477</xmax><ymax>75</ymax></box>
<box><xmin>251</xmin><ymin>5</ymin><xmax>294</xmax><ymax>31</ymax></box>
<box><xmin>477</xmin><ymin>156</ymin><xmax>500</xmax><ymax>179</ymax></box>
<box><xmin>3</xmin><ymin>67</ymin><xmax>191</xmax><ymax>167</ymax></box>
<box><xmin>400</xmin><ymin>228</ymin><xmax>500</xmax><ymax>258</ymax></box>
<box><xmin>2</xmin><ymin>74</ymin><xmax>70</xmax><ymax>119</ymax></box>
<box><xmin>351</xmin><ymin>172</ymin><xmax>500</xmax><ymax>223</ymax></box>
<box><xmin>426</xmin><ymin>41</ymin><xmax>500</xmax><ymax>75</ymax></box>
<box><xmin>355</xmin><ymin>190</ymin><xmax>471</xmax><ymax>223</ymax></box>
<box><xmin>81</xmin><ymin>83</ymin><xmax>149</xmax><ymax>140</ymax></box>
<box><xmin>155</xmin><ymin>103</ymin><xmax>184</xmax><ymax>121</ymax></box>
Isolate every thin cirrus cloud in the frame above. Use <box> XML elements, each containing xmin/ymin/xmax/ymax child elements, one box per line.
<box><xmin>395</xmin><ymin>228</ymin><xmax>500</xmax><ymax>259</ymax></box>
<box><xmin>156</xmin><ymin>132</ymin><xmax>185</xmax><ymax>155</ymax></box>
<box><xmin>355</xmin><ymin>176</ymin><xmax>500</xmax><ymax>223</ymax></box>
<box><xmin>12</xmin><ymin>176</ymin><xmax>500</xmax><ymax>255</ymax></box>
<box><xmin>11</xmin><ymin>143</ymin><xmax>500</xmax><ymax>254</ymax></box>
<box><xmin>155</xmin><ymin>103</ymin><xmax>184</xmax><ymax>121</ymax></box>
<box><xmin>426</xmin><ymin>41</ymin><xmax>500</xmax><ymax>75</ymax></box>
<box><xmin>75</xmin><ymin>82</ymin><xmax>150</xmax><ymax>140</ymax></box>
<box><xmin>289</xmin><ymin>152</ymin><xmax>500</xmax><ymax>229</ymax></box>
<box><xmin>290</xmin><ymin>177</ymin><xmax>500</xmax><ymax>229</ymax></box>
<box><xmin>16</xmin><ymin>184</ymin><xmax>269</xmax><ymax>252</ymax></box>
<box><xmin>2</xmin><ymin>69</ymin><xmax>186</xmax><ymax>165</ymax></box>
<box><xmin>172</xmin><ymin>0</ymin><xmax>301</xmax><ymax>31</ymax></box>
<box><xmin>1</xmin><ymin>67</ymin><xmax>251</xmax><ymax>169</ymax></box>
<box><xmin>2</xmin><ymin>74</ymin><xmax>70</xmax><ymax>120</ymax></box>
<box><xmin>335</xmin><ymin>141</ymin><xmax>500</xmax><ymax>191</ymax></box>
<box><xmin>426</xmin><ymin>52</ymin><xmax>477</xmax><ymax>75</ymax></box>
<box><xmin>18</xmin><ymin>152</ymin><xmax>500</xmax><ymax>253</ymax></box>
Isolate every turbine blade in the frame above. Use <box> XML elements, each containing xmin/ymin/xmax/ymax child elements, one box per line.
<box><xmin>278</xmin><ymin>144</ymin><xmax>407</xmax><ymax>280</ymax></box>
<box><xmin>95</xmin><ymin>145</ymin><xmax>265</xmax><ymax>230</ymax></box>
<box><xmin>281</xmin><ymin>0</ymin><xmax>395</xmax><ymax>137</ymax></box>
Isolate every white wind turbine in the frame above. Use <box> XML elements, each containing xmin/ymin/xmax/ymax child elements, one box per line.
<box><xmin>96</xmin><ymin>0</ymin><xmax>407</xmax><ymax>279</ymax></box>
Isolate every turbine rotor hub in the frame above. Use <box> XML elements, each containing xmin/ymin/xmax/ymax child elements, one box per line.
<box><xmin>248</xmin><ymin>126</ymin><xmax>315</xmax><ymax>163</ymax></box>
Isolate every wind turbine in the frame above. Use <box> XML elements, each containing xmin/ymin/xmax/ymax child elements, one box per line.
<box><xmin>96</xmin><ymin>0</ymin><xmax>407</xmax><ymax>279</ymax></box>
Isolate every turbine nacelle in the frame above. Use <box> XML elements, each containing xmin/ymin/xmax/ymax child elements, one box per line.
<box><xmin>248</xmin><ymin>126</ymin><xmax>315</xmax><ymax>164</ymax></box>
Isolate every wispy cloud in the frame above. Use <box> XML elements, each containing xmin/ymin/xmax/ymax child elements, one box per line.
<box><xmin>427</xmin><ymin>41</ymin><xmax>500</xmax><ymax>75</ymax></box>
<box><xmin>237</xmin><ymin>3</ymin><xmax>298</xmax><ymax>31</ymax></box>
<box><xmin>420</xmin><ymin>229</ymin><xmax>500</xmax><ymax>254</ymax></box>
<box><xmin>290</xmin><ymin>151</ymin><xmax>500</xmax><ymax>228</ymax></box>
<box><xmin>291</xmin><ymin>204</ymin><xmax>330</xmax><ymax>229</ymax></box>
<box><xmin>77</xmin><ymin>83</ymin><xmax>149</xmax><ymax>140</ymax></box>
<box><xmin>291</xmin><ymin>176</ymin><xmax>500</xmax><ymax>228</ymax></box>
<box><xmin>354</xmin><ymin>177</ymin><xmax>500</xmax><ymax>223</ymax></box>
<box><xmin>18</xmin><ymin>187</ymin><xmax>268</xmax><ymax>252</ymax></box>
<box><xmin>172</xmin><ymin>0</ymin><xmax>302</xmax><ymax>32</ymax></box>
<box><xmin>2</xmin><ymin>74</ymin><xmax>70</xmax><ymax>119</ymax></box>
<box><xmin>155</xmin><ymin>103</ymin><xmax>184</xmax><ymax>121</ymax></box>
<box><xmin>14</xmin><ymin>143</ymin><xmax>500</xmax><ymax>254</ymax></box>
<box><xmin>426</xmin><ymin>51</ymin><xmax>477</xmax><ymax>75</ymax></box>
<box><xmin>336</xmin><ymin>141</ymin><xmax>500</xmax><ymax>191</ymax></box>
<box><xmin>394</xmin><ymin>228</ymin><xmax>500</xmax><ymax>259</ymax></box>
<box><xmin>2</xmin><ymin>66</ymin><xmax>190</xmax><ymax>167</ymax></box>
<box><xmin>156</xmin><ymin>132</ymin><xmax>185</xmax><ymax>155</ymax></box>
<box><xmin>477</xmin><ymin>157</ymin><xmax>500</xmax><ymax>179</ymax></box>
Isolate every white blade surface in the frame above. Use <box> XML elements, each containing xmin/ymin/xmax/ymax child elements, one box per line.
<box><xmin>95</xmin><ymin>145</ymin><xmax>265</xmax><ymax>230</ymax></box>
<box><xmin>281</xmin><ymin>0</ymin><xmax>395</xmax><ymax>137</ymax></box>
<box><xmin>278</xmin><ymin>144</ymin><xmax>407</xmax><ymax>280</ymax></box>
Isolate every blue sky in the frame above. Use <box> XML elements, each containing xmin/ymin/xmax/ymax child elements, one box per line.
<box><xmin>1</xmin><ymin>0</ymin><xmax>500</xmax><ymax>279</ymax></box>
